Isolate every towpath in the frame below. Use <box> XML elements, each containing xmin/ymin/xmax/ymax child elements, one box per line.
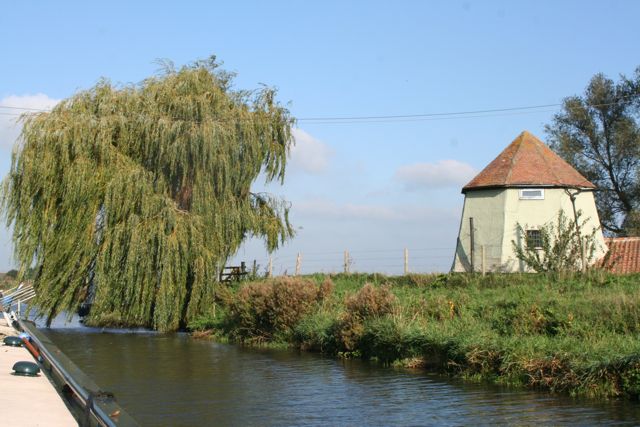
<box><xmin>0</xmin><ymin>317</ymin><xmax>77</xmax><ymax>426</ymax></box>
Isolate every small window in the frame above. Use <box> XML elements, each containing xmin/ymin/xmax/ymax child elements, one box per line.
<box><xmin>519</xmin><ymin>189</ymin><xmax>544</xmax><ymax>200</ymax></box>
<box><xmin>526</xmin><ymin>230</ymin><xmax>543</xmax><ymax>248</ymax></box>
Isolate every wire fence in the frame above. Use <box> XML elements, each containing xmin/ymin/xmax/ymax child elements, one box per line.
<box><xmin>233</xmin><ymin>246</ymin><xmax>459</xmax><ymax>277</ymax></box>
<box><xmin>230</xmin><ymin>242</ymin><xmax>510</xmax><ymax>277</ymax></box>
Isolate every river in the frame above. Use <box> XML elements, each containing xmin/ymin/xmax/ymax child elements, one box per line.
<box><xmin>41</xmin><ymin>326</ymin><xmax>640</xmax><ymax>426</ymax></box>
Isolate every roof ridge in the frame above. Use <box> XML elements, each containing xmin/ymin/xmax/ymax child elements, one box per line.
<box><xmin>503</xmin><ymin>132</ymin><xmax>523</xmax><ymax>185</ymax></box>
<box><xmin>461</xmin><ymin>130</ymin><xmax>596</xmax><ymax>192</ymax></box>
<box><xmin>531</xmin><ymin>136</ymin><xmax>561</xmax><ymax>185</ymax></box>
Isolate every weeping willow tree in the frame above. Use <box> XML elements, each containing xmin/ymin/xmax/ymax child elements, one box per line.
<box><xmin>1</xmin><ymin>57</ymin><xmax>295</xmax><ymax>331</ymax></box>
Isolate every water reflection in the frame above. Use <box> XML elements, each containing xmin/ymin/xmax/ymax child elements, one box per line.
<box><xmin>42</xmin><ymin>328</ymin><xmax>640</xmax><ymax>426</ymax></box>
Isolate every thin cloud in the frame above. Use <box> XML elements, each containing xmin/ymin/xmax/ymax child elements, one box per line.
<box><xmin>294</xmin><ymin>198</ymin><xmax>458</xmax><ymax>223</ymax></box>
<box><xmin>295</xmin><ymin>199</ymin><xmax>397</xmax><ymax>221</ymax></box>
<box><xmin>289</xmin><ymin>128</ymin><xmax>333</xmax><ymax>174</ymax></box>
<box><xmin>0</xmin><ymin>94</ymin><xmax>59</xmax><ymax>151</ymax></box>
<box><xmin>395</xmin><ymin>159</ymin><xmax>477</xmax><ymax>191</ymax></box>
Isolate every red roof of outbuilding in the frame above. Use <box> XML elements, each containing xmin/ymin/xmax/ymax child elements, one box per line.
<box><xmin>462</xmin><ymin>131</ymin><xmax>596</xmax><ymax>193</ymax></box>
<box><xmin>603</xmin><ymin>237</ymin><xmax>640</xmax><ymax>274</ymax></box>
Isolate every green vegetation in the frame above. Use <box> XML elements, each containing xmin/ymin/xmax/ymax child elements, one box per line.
<box><xmin>512</xmin><ymin>210</ymin><xmax>602</xmax><ymax>273</ymax></box>
<box><xmin>546</xmin><ymin>66</ymin><xmax>640</xmax><ymax>235</ymax></box>
<box><xmin>0</xmin><ymin>271</ymin><xmax>18</xmax><ymax>292</ymax></box>
<box><xmin>1</xmin><ymin>57</ymin><xmax>294</xmax><ymax>331</ymax></box>
<box><xmin>189</xmin><ymin>272</ymin><xmax>640</xmax><ymax>399</ymax></box>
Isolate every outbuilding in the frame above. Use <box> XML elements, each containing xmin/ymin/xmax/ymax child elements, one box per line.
<box><xmin>452</xmin><ymin>131</ymin><xmax>607</xmax><ymax>273</ymax></box>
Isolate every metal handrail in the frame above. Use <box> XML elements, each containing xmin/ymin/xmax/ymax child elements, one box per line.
<box><xmin>10</xmin><ymin>289</ymin><xmax>36</xmax><ymax>299</ymax></box>
<box><xmin>6</xmin><ymin>290</ymin><xmax>36</xmax><ymax>303</ymax></box>
<box><xmin>8</xmin><ymin>286</ymin><xmax>35</xmax><ymax>296</ymax></box>
<box><xmin>1</xmin><ymin>283</ymin><xmax>36</xmax><ymax>314</ymax></box>
<box><xmin>17</xmin><ymin>319</ymin><xmax>139</xmax><ymax>427</ymax></box>
<box><xmin>2</xmin><ymin>283</ymin><xmax>22</xmax><ymax>295</ymax></box>
<box><xmin>1</xmin><ymin>283</ymin><xmax>32</xmax><ymax>299</ymax></box>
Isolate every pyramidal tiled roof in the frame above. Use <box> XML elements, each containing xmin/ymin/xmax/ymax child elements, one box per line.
<box><xmin>462</xmin><ymin>131</ymin><xmax>596</xmax><ymax>193</ymax></box>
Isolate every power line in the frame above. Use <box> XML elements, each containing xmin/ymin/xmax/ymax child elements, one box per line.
<box><xmin>298</xmin><ymin>108</ymin><xmax>559</xmax><ymax>124</ymax></box>
<box><xmin>0</xmin><ymin>105</ymin><xmax>49</xmax><ymax>111</ymax></box>
<box><xmin>0</xmin><ymin>96</ymin><xmax>635</xmax><ymax>124</ymax></box>
<box><xmin>298</xmin><ymin>103</ymin><xmax>560</xmax><ymax>121</ymax></box>
<box><xmin>296</xmin><ymin>95</ymin><xmax>637</xmax><ymax>123</ymax></box>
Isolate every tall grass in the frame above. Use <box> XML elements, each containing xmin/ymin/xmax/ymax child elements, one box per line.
<box><xmin>189</xmin><ymin>272</ymin><xmax>640</xmax><ymax>399</ymax></box>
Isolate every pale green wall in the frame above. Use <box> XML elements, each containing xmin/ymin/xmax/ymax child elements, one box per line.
<box><xmin>452</xmin><ymin>189</ymin><xmax>507</xmax><ymax>272</ymax></box>
<box><xmin>452</xmin><ymin>188</ymin><xmax>606</xmax><ymax>273</ymax></box>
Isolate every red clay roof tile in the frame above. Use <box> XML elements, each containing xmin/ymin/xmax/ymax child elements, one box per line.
<box><xmin>462</xmin><ymin>131</ymin><xmax>595</xmax><ymax>193</ymax></box>
<box><xmin>603</xmin><ymin>237</ymin><xmax>640</xmax><ymax>274</ymax></box>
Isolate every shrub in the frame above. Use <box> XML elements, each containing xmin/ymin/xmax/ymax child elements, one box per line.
<box><xmin>226</xmin><ymin>277</ymin><xmax>322</xmax><ymax>341</ymax></box>
<box><xmin>317</xmin><ymin>277</ymin><xmax>335</xmax><ymax>303</ymax></box>
<box><xmin>512</xmin><ymin>209</ymin><xmax>602</xmax><ymax>273</ymax></box>
<box><xmin>345</xmin><ymin>283</ymin><xmax>395</xmax><ymax>319</ymax></box>
<box><xmin>338</xmin><ymin>283</ymin><xmax>396</xmax><ymax>351</ymax></box>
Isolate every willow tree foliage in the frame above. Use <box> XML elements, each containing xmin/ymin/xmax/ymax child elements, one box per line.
<box><xmin>2</xmin><ymin>58</ymin><xmax>295</xmax><ymax>331</ymax></box>
<box><xmin>546</xmin><ymin>67</ymin><xmax>640</xmax><ymax>235</ymax></box>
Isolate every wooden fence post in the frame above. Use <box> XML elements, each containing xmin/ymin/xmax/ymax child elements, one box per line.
<box><xmin>344</xmin><ymin>250</ymin><xmax>350</xmax><ymax>274</ymax></box>
<box><xmin>295</xmin><ymin>252</ymin><xmax>302</xmax><ymax>276</ymax></box>
<box><xmin>469</xmin><ymin>217</ymin><xmax>475</xmax><ymax>273</ymax></box>
<box><xmin>404</xmin><ymin>248</ymin><xmax>409</xmax><ymax>275</ymax></box>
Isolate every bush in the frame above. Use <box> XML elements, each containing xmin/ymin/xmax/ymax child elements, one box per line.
<box><xmin>512</xmin><ymin>209</ymin><xmax>601</xmax><ymax>273</ymax></box>
<box><xmin>345</xmin><ymin>283</ymin><xmax>395</xmax><ymax>319</ymax></box>
<box><xmin>317</xmin><ymin>277</ymin><xmax>335</xmax><ymax>303</ymax></box>
<box><xmin>226</xmin><ymin>277</ymin><xmax>327</xmax><ymax>341</ymax></box>
<box><xmin>338</xmin><ymin>283</ymin><xmax>396</xmax><ymax>351</ymax></box>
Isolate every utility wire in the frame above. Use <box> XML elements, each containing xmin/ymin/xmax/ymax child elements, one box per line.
<box><xmin>297</xmin><ymin>95</ymin><xmax>637</xmax><ymax>123</ymax></box>
<box><xmin>298</xmin><ymin>103</ymin><xmax>560</xmax><ymax>121</ymax></box>
<box><xmin>0</xmin><ymin>105</ymin><xmax>48</xmax><ymax>111</ymax></box>
<box><xmin>0</xmin><ymin>96</ymin><xmax>635</xmax><ymax>123</ymax></box>
<box><xmin>299</xmin><ymin>108</ymin><xmax>559</xmax><ymax>124</ymax></box>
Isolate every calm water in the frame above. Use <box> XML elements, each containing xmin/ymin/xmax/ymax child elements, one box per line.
<box><xmin>41</xmin><ymin>327</ymin><xmax>640</xmax><ymax>427</ymax></box>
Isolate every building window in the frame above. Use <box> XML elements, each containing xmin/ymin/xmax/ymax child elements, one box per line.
<box><xmin>519</xmin><ymin>189</ymin><xmax>544</xmax><ymax>200</ymax></box>
<box><xmin>526</xmin><ymin>230</ymin><xmax>543</xmax><ymax>248</ymax></box>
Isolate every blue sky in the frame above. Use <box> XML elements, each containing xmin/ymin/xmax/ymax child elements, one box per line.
<box><xmin>1</xmin><ymin>1</ymin><xmax>638</xmax><ymax>274</ymax></box>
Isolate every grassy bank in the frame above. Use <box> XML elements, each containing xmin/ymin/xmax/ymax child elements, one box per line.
<box><xmin>188</xmin><ymin>272</ymin><xmax>640</xmax><ymax>399</ymax></box>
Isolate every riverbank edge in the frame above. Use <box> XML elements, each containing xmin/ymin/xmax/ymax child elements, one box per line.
<box><xmin>186</xmin><ymin>273</ymin><xmax>640</xmax><ymax>401</ymax></box>
<box><xmin>192</xmin><ymin>331</ymin><xmax>633</xmax><ymax>400</ymax></box>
